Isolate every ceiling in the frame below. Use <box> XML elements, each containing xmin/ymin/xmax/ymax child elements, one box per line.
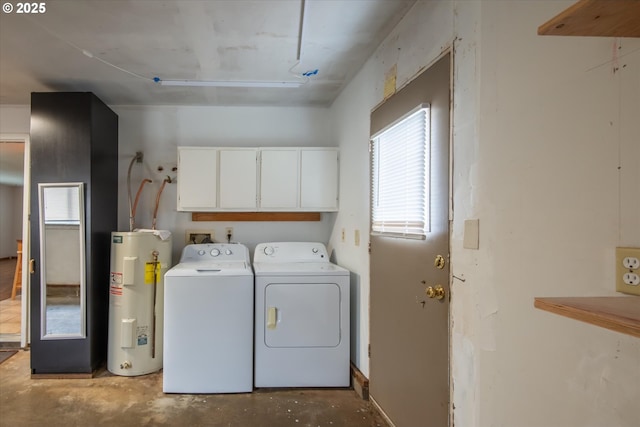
<box><xmin>0</xmin><ymin>0</ymin><xmax>416</xmax><ymax>108</ymax></box>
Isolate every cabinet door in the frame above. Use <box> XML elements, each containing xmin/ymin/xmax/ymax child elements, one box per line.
<box><xmin>219</xmin><ymin>149</ymin><xmax>257</xmax><ymax>209</ymax></box>
<box><xmin>260</xmin><ymin>149</ymin><xmax>299</xmax><ymax>209</ymax></box>
<box><xmin>300</xmin><ymin>149</ymin><xmax>339</xmax><ymax>211</ymax></box>
<box><xmin>178</xmin><ymin>147</ymin><xmax>217</xmax><ymax>211</ymax></box>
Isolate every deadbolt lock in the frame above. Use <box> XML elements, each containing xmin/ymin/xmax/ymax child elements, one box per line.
<box><xmin>425</xmin><ymin>285</ymin><xmax>445</xmax><ymax>300</ymax></box>
<box><xmin>434</xmin><ymin>255</ymin><xmax>446</xmax><ymax>269</ymax></box>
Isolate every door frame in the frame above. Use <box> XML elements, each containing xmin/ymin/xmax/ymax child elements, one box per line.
<box><xmin>446</xmin><ymin>46</ymin><xmax>454</xmax><ymax>427</ymax></box>
<box><xmin>368</xmin><ymin>48</ymin><xmax>454</xmax><ymax>426</ymax></box>
<box><xmin>0</xmin><ymin>133</ymin><xmax>30</xmax><ymax>348</ymax></box>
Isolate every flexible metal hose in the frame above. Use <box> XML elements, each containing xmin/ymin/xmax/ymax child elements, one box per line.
<box><xmin>126</xmin><ymin>155</ymin><xmax>138</xmax><ymax>232</ymax></box>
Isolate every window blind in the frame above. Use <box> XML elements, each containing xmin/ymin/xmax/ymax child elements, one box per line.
<box><xmin>43</xmin><ymin>186</ymin><xmax>80</xmax><ymax>224</ymax></box>
<box><xmin>371</xmin><ymin>106</ymin><xmax>429</xmax><ymax>238</ymax></box>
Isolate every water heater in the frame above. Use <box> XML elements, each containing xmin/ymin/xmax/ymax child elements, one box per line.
<box><xmin>108</xmin><ymin>231</ymin><xmax>172</xmax><ymax>376</ymax></box>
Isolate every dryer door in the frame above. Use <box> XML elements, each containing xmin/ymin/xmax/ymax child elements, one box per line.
<box><xmin>264</xmin><ymin>283</ymin><xmax>340</xmax><ymax>348</ymax></box>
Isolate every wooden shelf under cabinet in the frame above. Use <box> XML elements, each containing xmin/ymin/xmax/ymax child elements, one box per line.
<box><xmin>534</xmin><ymin>296</ymin><xmax>640</xmax><ymax>338</ymax></box>
<box><xmin>538</xmin><ymin>0</ymin><xmax>640</xmax><ymax>38</ymax></box>
<box><xmin>192</xmin><ymin>212</ymin><xmax>321</xmax><ymax>222</ymax></box>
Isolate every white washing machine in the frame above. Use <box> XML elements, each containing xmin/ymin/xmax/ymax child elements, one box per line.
<box><xmin>254</xmin><ymin>242</ymin><xmax>350</xmax><ymax>388</ymax></box>
<box><xmin>163</xmin><ymin>243</ymin><xmax>253</xmax><ymax>393</ymax></box>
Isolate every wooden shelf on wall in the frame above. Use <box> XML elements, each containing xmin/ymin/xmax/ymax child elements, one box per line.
<box><xmin>192</xmin><ymin>212</ymin><xmax>322</xmax><ymax>222</ymax></box>
<box><xmin>534</xmin><ymin>296</ymin><xmax>640</xmax><ymax>338</ymax></box>
<box><xmin>538</xmin><ymin>0</ymin><xmax>640</xmax><ymax>38</ymax></box>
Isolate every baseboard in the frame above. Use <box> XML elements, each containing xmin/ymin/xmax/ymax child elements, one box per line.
<box><xmin>30</xmin><ymin>361</ymin><xmax>109</xmax><ymax>379</ymax></box>
<box><xmin>370</xmin><ymin>396</ymin><xmax>397</xmax><ymax>427</ymax></box>
<box><xmin>31</xmin><ymin>371</ymin><xmax>96</xmax><ymax>379</ymax></box>
<box><xmin>350</xmin><ymin>362</ymin><xmax>369</xmax><ymax>400</ymax></box>
<box><xmin>0</xmin><ymin>339</ymin><xmax>21</xmax><ymax>348</ymax></box>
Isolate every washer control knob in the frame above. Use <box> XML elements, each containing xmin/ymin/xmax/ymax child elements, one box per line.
<box><xmin>264</xmin><ymin>246</ymin><xmax>274</xmax><ymax>256</ymax></box>
<box><xmin>312</xmin><ymin>247</ymin><xmax>319</xmax><ymax>254</ymax></box>
<box><xmin>225</xmin><ymin>249</ymin><xmax>232</xmax><ymax>255</ymax></box>
<box><xmin>198</xmin><ymin>250</ymin><xmax>205</xmax><ymax>256</ymax></box>
<box><xmin>210</xmin><ymin>248</ymin><xmax>220</xmax><ymax>257</ymax></box>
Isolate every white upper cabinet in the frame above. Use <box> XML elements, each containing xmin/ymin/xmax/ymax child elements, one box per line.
<box><xmin>300</xmin><ymin>149</ymin><xmax>339</xmax><ymax>211</ymax></box>
<box><xmin>219</xmin><ymin>149</ymin><xmax>258</xmax><ymax>209</ymax></box>
<box><xmin>177</xmin><ymin>147</ymin><xmax>217</xmax><ymax>211</ymax></box>
<box><xmin>260</xmin><ymin>149</ymin><xmax>299</xmax><ymax>210</ymax></box>
<box><xmin>177</xmin><ymin>147</ymin><xmax>338</xmax><ymax>212</ymax></box>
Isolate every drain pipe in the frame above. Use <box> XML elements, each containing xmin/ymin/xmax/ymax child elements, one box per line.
<box><xmin>151</xmin><ymin>250</ymin><xmax>159</xmax><ymax>359</ymax></box>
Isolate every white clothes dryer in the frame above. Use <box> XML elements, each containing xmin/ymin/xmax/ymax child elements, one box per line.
<box><xmin>253</xmin><ymin>242</ymin><xmax>350</xmax><ymax>388</ymax></box>
<box><xmin>163</xmin><ymin>243</ymin><xmax>253</xmax><ymax>393</ymax></box>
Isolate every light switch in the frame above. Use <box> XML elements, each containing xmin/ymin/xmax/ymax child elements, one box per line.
<box><xmin>463</xmin><ymin>219</ymin><xmax>479</xmax><ymax>250</ymax></box>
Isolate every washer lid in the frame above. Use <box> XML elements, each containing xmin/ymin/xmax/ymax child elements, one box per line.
<box><xmin>166</xmin><ymin>261</ymin><xmax>252</xmax><ymax>276</ymax></box>
<box><xmin>253</xmin><ymin>262</ymin><xmax>348</xmax><ymax>276</ymax></box>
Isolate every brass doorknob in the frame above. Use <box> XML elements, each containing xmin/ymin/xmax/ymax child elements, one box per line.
<box><xmin>425</xmin><ymin>285</ymin><xmax>445</xmax><ymax>300</ymax></box>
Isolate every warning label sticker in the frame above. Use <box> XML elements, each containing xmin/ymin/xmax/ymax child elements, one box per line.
<box><xmin>110</xmin><ymin>272</ymin><xmax>123</xmax><ymax>285</ymax></box>
<box><xmin>110</xmin><ymin>272</ymin><xmax>123</xmax><ymax>296</ymax></box>
<box><xmin>144</xmin><ymin>263</ymin><xmax>161</xmax><ymax>285</ymax></box>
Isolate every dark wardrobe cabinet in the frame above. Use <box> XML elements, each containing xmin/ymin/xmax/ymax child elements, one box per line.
<box><xmin>30</xmin><ymin>92</ymin><xmax>118</xmax><ymax>375</ymax></box>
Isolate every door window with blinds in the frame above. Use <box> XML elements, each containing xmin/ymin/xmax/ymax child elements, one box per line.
<box><xmin>371</xmin><ymin>104</ymin><xmax>430</xmax><ymax>238</ymax></box>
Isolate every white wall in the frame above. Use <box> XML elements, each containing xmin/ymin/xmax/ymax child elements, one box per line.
<box><xmin>463</xmin><ymin>2</ymin><xmax>640</xmax><ymax>426</ymax></box>
<box><xmin>112</xmin><ymin>105</ymin><xmax>338</xmax><ymax>263</ymax></box>
<box><xmin>329</xmin><ymin>1</ymin><xmax>640</xmax><ymax>427</ymax></box>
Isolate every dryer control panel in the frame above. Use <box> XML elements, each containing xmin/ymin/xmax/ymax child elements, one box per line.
<box><xmin>180</xmin><ymin>243</ymin><xmax>250</xmax><ymax>263</ymax></box>
<box><xmin>254</xmin><ymin>242</ymin><xmax>328</xmax><ymax>263</ymax></box>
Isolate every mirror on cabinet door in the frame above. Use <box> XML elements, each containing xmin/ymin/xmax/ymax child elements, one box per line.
<box><xmin>38</xmin><ymin>183</ymin><xmax>86</xmax><ymax>339</ymax></box>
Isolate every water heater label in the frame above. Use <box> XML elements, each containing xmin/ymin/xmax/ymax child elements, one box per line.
<box><xmin>137</xmin><ymin>326</ymin><xmax>149</xmax><ymax>345</ymax></box>
<box><xmin>112</xmin><ymin>235</ymin><xmax>123</xmax><ymax>244</ymax></box>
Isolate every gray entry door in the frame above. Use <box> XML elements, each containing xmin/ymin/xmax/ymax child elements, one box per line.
<box><xmin>369</xmin><ymin>53</ymin><xmax>450</xmax><ymax>427</ymax></box>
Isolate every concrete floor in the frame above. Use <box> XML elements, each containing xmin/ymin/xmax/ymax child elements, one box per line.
<box><xmin>0</xmin><ymin>349</ymin><xmax>388</xmax><ymax>427</ymax></box>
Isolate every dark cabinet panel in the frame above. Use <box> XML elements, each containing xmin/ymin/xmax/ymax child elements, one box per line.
<box><xmin>30</xmin><ymin>92</ymin><xmax>118</xmax><ymax>374</ymax></box>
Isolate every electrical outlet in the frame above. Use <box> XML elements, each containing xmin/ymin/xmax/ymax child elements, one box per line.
<box><xmin>623</xmin><ymin>256</ymin><xmax>640</xmax><ymax>270</ymax></box>
<box><xmin>185</xmin><ymin>230</ymin><xmax>214</xmax><ymax>244</ymax></box>
<box><xmin>623</xmin><ymin>273</ymin><xmax>640</xmax><ymax>286</ymax></box>
<box><xmin>616</xmin><ymin>247</ymin><xmax>640</xmax><ymax>296</ymax></box>
<box><xmin>341</xmin><ymin>228</ymin><xmax>346</xmax><ymax>243</ymax></box>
